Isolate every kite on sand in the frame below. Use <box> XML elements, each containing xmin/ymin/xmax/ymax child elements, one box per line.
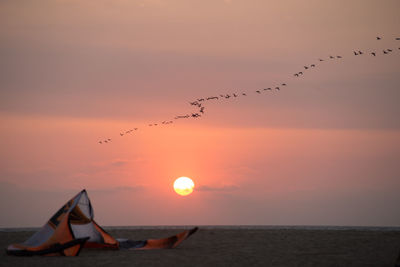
<box><xmin>6</xmin><ymin>190</ymin><xmax>198</xmax><ymax>256</ymax></box>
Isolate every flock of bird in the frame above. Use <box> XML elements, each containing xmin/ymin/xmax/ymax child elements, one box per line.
<box><xmin>98</xmin><ymin>36</ymin><xmax>399</xmax><ymax>144</ymax></box>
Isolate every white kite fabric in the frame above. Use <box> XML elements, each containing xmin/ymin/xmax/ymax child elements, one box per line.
<box><xmin>7</xmin><ymin>190</ymin><xmax>198</xmax><ymax>256</ymax></box>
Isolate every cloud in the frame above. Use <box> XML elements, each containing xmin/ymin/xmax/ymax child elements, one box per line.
<box><xmin>197</xmin><ymin>184</ymin><xmax>239</xmax><ymax>192</ymax></box>
<box><xmin>108</xmin><ymin>157</ymin><xmax>147</xmax><ymax>168</ymax></box>
<box><xmin>89</xmin><ymin>185</ymin><xmax>145</xmax><ymax>194</ymax></box>
<box><xmin>110</xmin><ymin>159</ymin><xmax>129</xmax><ymax>167</ymax></box>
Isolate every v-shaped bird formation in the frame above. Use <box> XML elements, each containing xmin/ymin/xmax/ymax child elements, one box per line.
<box><xmin>98</xmin><ymin>36</ymin><xmax>399</xmax><ymax>144</ymax></box>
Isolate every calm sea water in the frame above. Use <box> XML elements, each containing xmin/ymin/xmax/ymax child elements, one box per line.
<box><xmin>1</xmin><ymin>225</ymin><xmax>400</xmax><ymax>232</ymax></box>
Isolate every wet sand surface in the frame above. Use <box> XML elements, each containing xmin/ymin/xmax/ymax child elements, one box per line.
<box><xmin>1</xmin><ymin>228</ymin><xmax>400</xmax><ymax>266</ymax></box>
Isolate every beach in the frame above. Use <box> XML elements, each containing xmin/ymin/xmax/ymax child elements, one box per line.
<box><xmin>1</xmin><ymin>227</ymin><xmax>400</xmax><ymax>266</ymax></box>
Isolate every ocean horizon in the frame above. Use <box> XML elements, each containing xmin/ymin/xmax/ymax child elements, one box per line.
<box><xmin>1</xmin><ymin>225</ymin><xmax>400</xmax><ymax>232</ymax></box>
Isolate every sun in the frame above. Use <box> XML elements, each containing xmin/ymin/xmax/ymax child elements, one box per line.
<box><xmin>173</xmin><ymin>177</ymin><xmax>195</xmax><ymax>196</ymax></box>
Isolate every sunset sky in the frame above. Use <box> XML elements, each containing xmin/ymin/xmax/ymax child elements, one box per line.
<box><xmin>1</xmin><ymin>0</ymin><xmax>400</xmax><ymax>227</ymax></box>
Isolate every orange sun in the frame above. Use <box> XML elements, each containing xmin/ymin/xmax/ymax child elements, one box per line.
<box><xmin>173</xmin><ymin>177</ymin><xmax>195</xmax><ymax>196</ymax></box>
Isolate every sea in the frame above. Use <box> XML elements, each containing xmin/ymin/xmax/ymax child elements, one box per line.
<box><xmin>1</xmin><ymin>225</ymin><xmax>400</xmax><ymax>232</ymax></box>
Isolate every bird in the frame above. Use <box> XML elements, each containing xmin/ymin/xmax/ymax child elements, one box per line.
<box><xmin>175</xmin><ymin>115</ymin><xmax>189</xmax><ymax>119</ymax></box>
<box><xmin>100</xmin><ymin>33</ymin><xmax>400</xmax><ymax>145</ymax></box>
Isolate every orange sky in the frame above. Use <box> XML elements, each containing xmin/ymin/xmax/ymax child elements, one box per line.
<box><xmin>1</xmin><ymin>0</ymin><xmax>400</xmax><ymax>227</ymax></box>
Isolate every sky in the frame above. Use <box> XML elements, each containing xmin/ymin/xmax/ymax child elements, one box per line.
<box><xmin>0</xmin><ymin>0</ymin><xmax>400</xmax><ymax>227</ymax></box>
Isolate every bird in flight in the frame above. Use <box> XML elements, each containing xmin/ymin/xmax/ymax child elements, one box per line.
<box><xmin>99</xmin><ymin>34</ymin><xmax>400</xmax><ymax>145</ymax></box>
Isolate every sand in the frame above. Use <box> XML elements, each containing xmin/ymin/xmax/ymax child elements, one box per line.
<box><xmin>1</xmin><ymin>227</ymin><xmax>400</xmax><ymax>267</ymax></box>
